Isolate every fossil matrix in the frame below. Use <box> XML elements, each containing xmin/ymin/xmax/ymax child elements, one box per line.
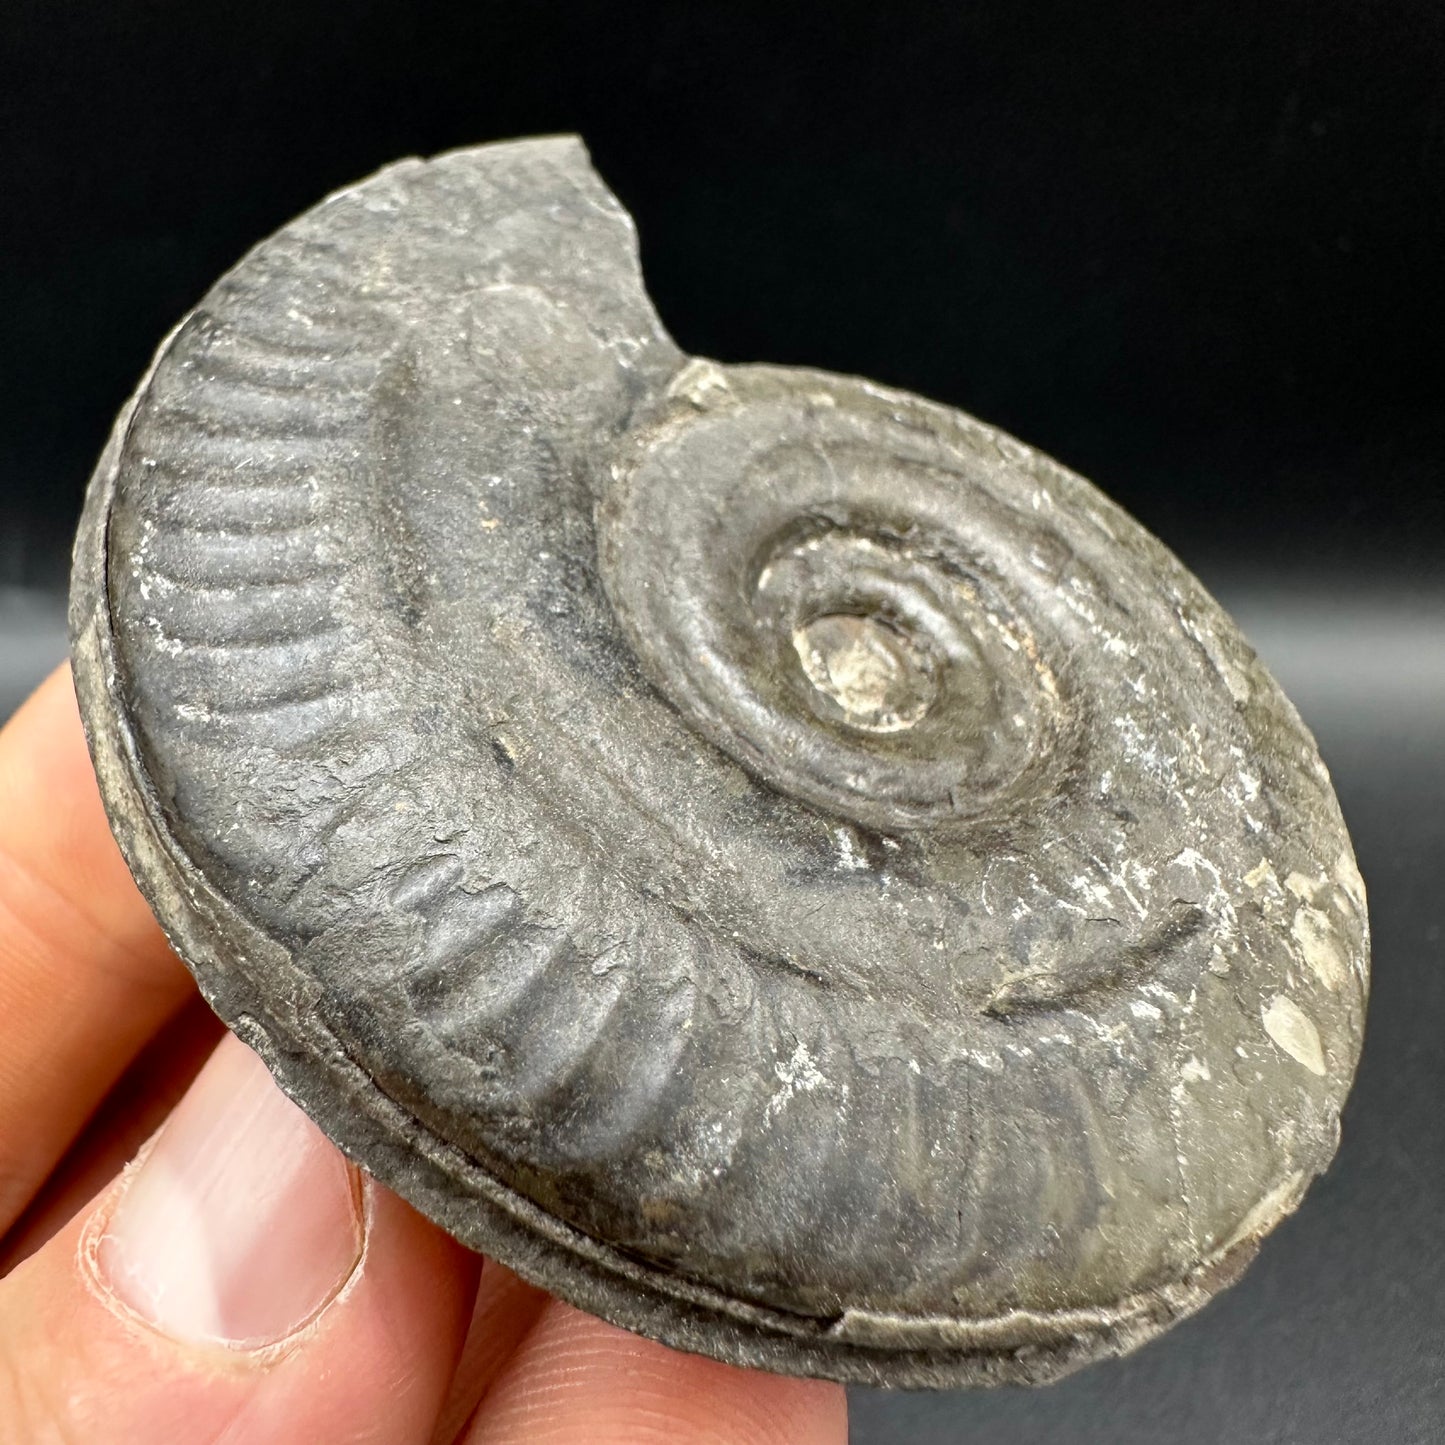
<box><xmin>70</xmin><ymin>137</ymin><xmax>1368</xmax><ymax>1387</ymax></box>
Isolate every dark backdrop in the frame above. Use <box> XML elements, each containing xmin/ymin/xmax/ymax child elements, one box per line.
<box><xmin>2</xmin><ymin>4</ymin><xmax>1441</xmax><ymax>1441</ymax></box>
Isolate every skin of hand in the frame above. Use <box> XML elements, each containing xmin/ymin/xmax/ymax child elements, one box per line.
<box><xmin>0</xmin><ymin>666</ymin><xmax>848</xmax><ymax>1445</ymax></box>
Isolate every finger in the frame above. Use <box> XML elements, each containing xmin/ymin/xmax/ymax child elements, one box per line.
<box><xmin>0</xmin><ymin>665</ymin><xmax>192</xmax><ymax>1230</ymax></box>
<box><xmin>432</xmin><ymin>1263</ymin><xmax>549</xmax><ymax>1444</ymax></box>
<box><xmin>0</xmin><ymin>997</ymin><xmax>224</xmax><ymax>1274</ymax></box>
<box><xmin>461</xmin><ymin>1300</ymin><xmax>848</xmax><ymax>1445</ymax></box>
<box><xmin>0</xmin><ymin>1033</ymin><xmax>481</xmax><ymax>1444</ymax></box>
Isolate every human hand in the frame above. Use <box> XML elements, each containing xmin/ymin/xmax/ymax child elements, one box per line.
<box><xmin>0</xmin><ymin>666</ymin><xmax>848</xmax><ymax>1444</ymax></box>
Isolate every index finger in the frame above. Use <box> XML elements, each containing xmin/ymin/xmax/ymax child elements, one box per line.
<box><xmin>0</xmin><ymin>665</ymin><xmax>192</xmax><ymax>1236</ymax></box>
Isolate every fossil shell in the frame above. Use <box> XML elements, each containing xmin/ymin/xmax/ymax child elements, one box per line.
<box><xmin>70</xmin><ymin>137</ymin><xmax>1369</xmax><ymax>1387</ymax></box>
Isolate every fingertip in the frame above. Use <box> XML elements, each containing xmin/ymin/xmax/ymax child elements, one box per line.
<box><xmin>0</xmin><ymin>1036</ymin><xmax>482</xmax><ymax>1445</ymax></box>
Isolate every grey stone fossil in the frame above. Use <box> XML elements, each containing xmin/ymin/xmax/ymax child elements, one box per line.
<box><xmin>69</xmin><ymin>136</ymin><xmax>1369</xmax><ymax>1387</ymax></box>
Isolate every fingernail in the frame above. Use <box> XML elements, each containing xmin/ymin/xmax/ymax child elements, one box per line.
<box><xmin>96</xmin><ymin>1032</ymin><xmax>364</xmax><ymax>1348</ymax></box>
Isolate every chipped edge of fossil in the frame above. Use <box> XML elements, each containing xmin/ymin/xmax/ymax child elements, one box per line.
<box><xmin>67</xmin><ymin>277</ymin><xmax>1331</xmax><ymax>1388</ymax></box>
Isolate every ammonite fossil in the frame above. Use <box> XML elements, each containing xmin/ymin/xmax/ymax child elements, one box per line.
<box><xmin>70</xmin><ymin>137</ymin><xmax>1369</xmax><ymax>1387</ymax></box>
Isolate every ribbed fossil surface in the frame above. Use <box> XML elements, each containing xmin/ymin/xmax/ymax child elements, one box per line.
<box><xmin>71</xmin><ymin>137</ymin><xmax>1368</xmax><ymax>1386</ymax></box>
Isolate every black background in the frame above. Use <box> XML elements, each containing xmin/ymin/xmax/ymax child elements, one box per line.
<box><xmin>2</xmin><ymin>4</ymin><xmax>1441</xmax><ymax>1441</ymax></box>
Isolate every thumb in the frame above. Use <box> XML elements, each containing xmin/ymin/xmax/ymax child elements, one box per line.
<box><xmin>0</xmin><ymin>1033</ymin><xmax>480</xmax><ymax>1443</ymax></box>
